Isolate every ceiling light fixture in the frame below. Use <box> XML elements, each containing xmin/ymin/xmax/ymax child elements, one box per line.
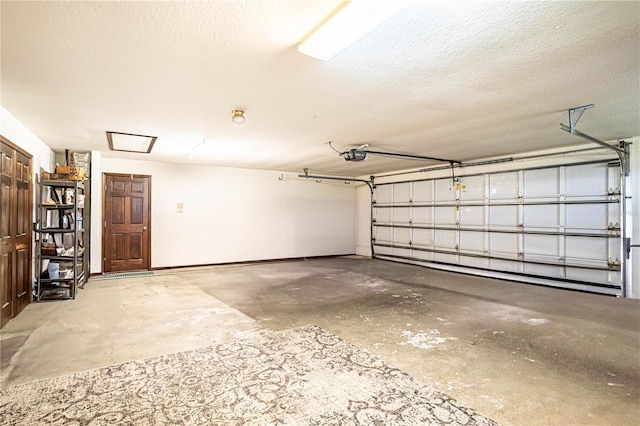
<box><xmin>231</xmin><ymin>110</ymin><xmax>246</xmax><ymax>126</ymax></box>
<box><xmin>298</xmin><ymin>0</ymin><xmax>416</xmax><ymax>61</ymax></box>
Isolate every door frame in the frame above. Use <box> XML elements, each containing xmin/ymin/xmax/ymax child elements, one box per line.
<box><xmin>101</xmin><ymin>173</ymin><xmax>152</xmax><ymax>273</ymax></box>
<box><xmin>0</xmin><ymin>135</ymin><xmax>33</xmax><ymax>327</ymax></box>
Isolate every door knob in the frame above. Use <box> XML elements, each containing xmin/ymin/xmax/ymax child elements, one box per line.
<box><xmin>143</xmin><ymin>226</ymin><xmax>148</xmax><ymax>231</ymax></box>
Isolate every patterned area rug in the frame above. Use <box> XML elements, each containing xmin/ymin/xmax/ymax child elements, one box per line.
<box><xmin>0</xmin><ymin>325</ymin><xmax>497</xmax><ymax>425</ymax></box>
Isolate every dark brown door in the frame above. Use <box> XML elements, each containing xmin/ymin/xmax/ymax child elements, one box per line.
<box><xmin>1</xmin><ymin>137</ymin><xmax>32</xmax><ymax>328</ymax></box>
<box><xmin>0</xmin><ymin>142</ymin><xmax>13</xmax><ymax>327</ymax></box>
<box><xmin>103</xmin><ymin>174</ymin><xmax>151</xmax><ymax>272</ymax></box>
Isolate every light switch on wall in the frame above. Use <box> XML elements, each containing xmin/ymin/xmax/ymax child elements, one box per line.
<box><xmin>176</xmin><ymin>202</ymin><xmax>184</xmax><ymax>213</ymax></box>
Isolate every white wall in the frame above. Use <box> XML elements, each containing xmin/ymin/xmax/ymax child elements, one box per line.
<box><xmin>1</xmin><ymin>106</ymin><xmax>55</xmax><ymax>176</ymax></box>
<box><xmin>355</xmin><ymin>184</ymin><xmax>372</xmax><ymax>256</ymax></box>
<box><xmin>91</xmin><ymin>156</ymin><xmax>357</xmax><ymax>272</ymax></box>
<box><xmin>90</xmin><ymin>151</ymin><xmax>103</xmax><ymax>272</ymax></box>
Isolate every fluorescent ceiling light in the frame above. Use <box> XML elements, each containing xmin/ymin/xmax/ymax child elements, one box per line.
<box><xmin>106</xmin><ymin>131</ymin><xmax>157</xmax><ymax>154</ymax></box>
<box><xmin>298</xmin><ymin>0</ymin><xmax>415</xmax><ymax>60</ymax></box>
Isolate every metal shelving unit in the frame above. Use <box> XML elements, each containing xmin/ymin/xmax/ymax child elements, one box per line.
<box><xmin>35</xmin><ymin>179</ymin><xmax>85</xmax><ymax>301</ymax></box>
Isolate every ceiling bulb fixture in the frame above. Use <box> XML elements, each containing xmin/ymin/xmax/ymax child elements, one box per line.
<box><xmin>298</xmin><ymin>0</ymin><xmax>416</xmax><ymax>61</ymax></box>
<box><xmin>231</xmin><ymin>110</ymin><xmax>246</xmax><ymax>126</ymax></box>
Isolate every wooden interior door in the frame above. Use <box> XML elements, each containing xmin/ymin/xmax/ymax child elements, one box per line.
<box><xmin>0</xmin><ymin>142</ymin><xmax>13</xmax><ymax>327</ymax></box>
<box><xmin>1</xmin><ymin>137</ymin><xmax>32</xmax><ymax>328</ymax></box>
<box><xmin>103</xmin><ymin>174</ymin><xmax>151</xmax><ymax>272</ymax></box>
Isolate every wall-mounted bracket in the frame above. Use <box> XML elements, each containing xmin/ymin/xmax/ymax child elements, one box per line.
<box><xmin>568</xmin><ymin>104</ymin><xmax>593</xmax><ymax>133</ymax></box>
<box><xmin>298</xmin><ymin>169</ymin><xmax>373</xmax><ymax>193</ymax></box>
<box><xmin>559</xmin><ymin>104</ymin><xmax>629</xmax><ymax>175</ymax></box>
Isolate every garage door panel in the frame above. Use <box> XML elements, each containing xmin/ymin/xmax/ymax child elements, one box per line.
<box><xmin>374</xmin><ymin>227</ymin><xmax>392</xmax><ymax>243</ymax></box>
<box><xmin>413</xmin><ymin>229</ymin><xmax>433</xmax><ymax>247</ymax></box>
<box><xmin>459</xmin><ymin>175</ymin><xmax>485</xmax><ymax>201</ymax></box>
<box><xmin>412</xmin><ymin>208</ymin><xmax>432</xmax><ymax>224</ymax></box>
<box><xmin>566</xmin><ymin>236</ymin><xmax>607</xmax><ymax>261</ymax></box>
<box><xmin>490</xmin><ymin>259</ymin><xmax>524</xmax><ymax>273</ymax></box>
<box><xmin>489</xmin><ymin>172</ymin><xmax>519</xmax><ymax>200</ymax></box>
<box><xmin>565</xmin><ymin>164</ymin><xmax>607</xmax><ymax>196</ymax></box>
<box><xmin>524</xmin><ymin>169</ymin><xmax>559</xmax><ymax>198</ymax></box>
<box><xmin>460</xmin><ymin>256</ymin><xmax>489</xmax><ymax>269</ymax></box>
<box><xmin>460</xmin><ymin>231</ymin><xmax>485</xmax><ymax>252</ymax></box>
<box><xmin>376</xmin><ymin>245</ymin><xmax>393</xmax><ymax>256</ymax></box>
<box><xmin>434</xmin><ymin>230</ymin><xmax>457</xmax><ymax>249</ymax></box>
<box><xmin>524</xmin><ymin>235</ymin><xmax>559</xmax><ymax>257</ymax></box>
<box><xmin>566</xmin><ymin>268</ymin><xmax>619</xmax><ymax>286</ymax></box>
<box><xmin>459</xmin><ymin>206</ymin><xmax>484</xmax><ymax>226</ymax></box>
<box><xmin>375</xmin><ymin>208</ymin><xmax>391</xmax><ymax>223</ymax></box>
<box><xmin>413</xmin><ymin>250</ymin><xmax>435</xmax><ymax>262</ymax></box>
<box><xmin>489</xmin><ymin>205</ymin><xmax>518</xmax><ymax>227</ymax></box>
<box><xmin>608</xmin><ymin>237</ymin><xmax>621</xmax><ymax>259</ymax></box>
<box><xmin>393</xmin><ymin>183</ymin><xmax>411</xmax><ymax>203</ymax></box>
<box><xmin>413</xmin><ymin>181</ymin><xmax>433</xmax><ymax>202</ymax></box>
<box><xmin>566</xmin><ymin>204</ymin><xmax>607</xmax><ymax>228</ymax></box>
<box><xmin>524</xmin><ymin>263</ymin><xmax>565</xmax><ymax>278</ymax></box>
<box><xmin>523</xmin><ymin>205</ymin><xmax>559</xmax><ymax>228</ymax></box>
<box><xmin>393</xmin><ymin>228</ymin><xmax>411</xmax><ymax>245</ymax></box>
<box><xmin>393</xmin><ymin>247</ymin><xmax>411</xmax><ymax>257</ymax></box>
<box><xmin>435</xmin><ymin>207</ymin><xmax>456</xmax><ymax>225</ymax></box>
<box><xmin>490</xmin><ymin>233</ymin><xmax>519</xmax><ymax>255</ymax></box>
<box><xmin>393</xmin><ymin>207</ymin><xmax>411</xmax><ymax>224</ymax></box>
<box><xmin>434</xmin><ymin>252</ymin><xmax>458</xmax><ymax>264</ymax></box>
<box><xmin>376</xmin><ymin>185</ymin><xmax>392</xmax><ymax>204</ymax></box>
<box><xmin>435</xmin><ymin>179</ymin><xmax>456</xmax><ymax>202</ymax></box>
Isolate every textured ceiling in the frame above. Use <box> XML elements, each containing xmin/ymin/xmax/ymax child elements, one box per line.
<box><xmin>1</xmin><ymin>1</ymin><xmax>639</xmax><ymax>176</ymax></box>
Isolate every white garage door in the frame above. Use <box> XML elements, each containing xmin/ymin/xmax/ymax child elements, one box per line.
<box><xmin>372</xmin><ymin>160</ymin><xmax>623</xmax><ymax>295</ymax></box>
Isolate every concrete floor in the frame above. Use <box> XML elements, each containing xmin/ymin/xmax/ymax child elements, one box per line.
<box><xmin>1</xmin><ymin>256</ymin><xmax>638</xmax><ymax>425</ymax></box>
